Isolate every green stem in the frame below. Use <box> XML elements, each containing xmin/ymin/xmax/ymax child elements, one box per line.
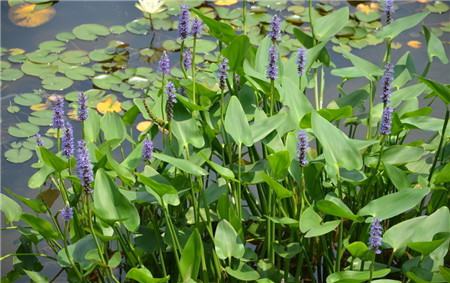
<box><xmin>192</xmin><ymin>36</ymin><xmax>197</xmax><ymax>105</ymax></box>
<box><xmin>269</xmin><ymin>79</ymin><xmax>275</xmax><ymax>115</ymax></box>
<box><xmin>428</xmin><ymin>107</ymin><xmax>449</xmax><ymax>183</ymax></box>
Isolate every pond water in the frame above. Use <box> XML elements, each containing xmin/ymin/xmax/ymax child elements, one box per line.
<box><xmin>1</xmin><ymin>0</ymin><xmax>449</xmax><ymax>281</ymax></box>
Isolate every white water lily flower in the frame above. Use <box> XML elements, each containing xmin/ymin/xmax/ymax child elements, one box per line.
<box><xmin>135</xmin><ymin>0</ymin><xmax>166</xmax><ymax>14</ymax></box>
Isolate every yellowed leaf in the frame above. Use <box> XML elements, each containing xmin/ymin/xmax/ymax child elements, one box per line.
<box><xmin>9</xmin><ymin>3</ymin><xmax>55</xmax><ymax>28</ymax></box>
<box><xmin>67</xmin><ymin>109</ymin><xmax>78</xmax><ymax>120</ymax></box>
<box><xmin>417</xmin><ymin>0</ymin><xmax>429</xmax><ymax>3</ymax></box>
<box><xmin>9</xmin><ymin>48</ymin><xmax>25</xmax><ymax>55</ymax></box>
<box><xmin>407</xmin><ymin>40</ymin><xmax>422</xmax><ymax>49</ymax></box>
<box><xmin>136</xmin><ymin>121</ymin><xmax>152</xmax><ymax>132</ymax></box>
<box><xmin>391</xmin><ymin>42</ymin><xmax>402</xmax><ymax>49</ymax></box>
<box><xmin>30</xmin><ymin>103</ymin><xmax>48</xmax><ymax>111</ymax></box>
<box><xmin>96</xmin><ymin>97</ymin><xmax>122</xmax><ymax>114</ymax></box>
<box><xmin>214</xmin><ymin>0</ymin><xmax>238</xmax><ymax>6</ymax></box>
<box><xmin>356</xmin><ymin>3</ymin><xmax>379</xmax><ymax>14</ymax></box>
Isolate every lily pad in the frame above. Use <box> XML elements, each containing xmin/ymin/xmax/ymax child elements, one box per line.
<box><xmin>38</xmin><ymin>40</ymin><xmax>66</xmax><ymax>53</ymax></box>
<box><xmin>42</xmin><ymin>76</ymin><xmax>73</xmax><ymax>91</ymax></box>
<box><xmin>8</xmin><ymin>122</ymin><xmax>39</xmax><ymax>138</ymax></box>
<box><xmin>126</xmin><ymin>18</ymin><xmax>150</xmax><ymax>35</ymax></box>
<box><xmin>60</xmin><ymin>50</ymin><xmax>90</xmax><ymax>65</ymax></box>
<box><xmin>26</xmin><ymin>50</ymin><xmax>58</xmax><ymax>64</ymax></box>
<box><xmin>89</xmin><ymin>48</ymin><xmax>114</xmax><ymax>62</ymax></box>
<box><xmin>28</xmin><ymin>110</ymin><xmax>52</xmax><ymax>126</ymax></box>
<box><xmin>1</xmin><ymin>68</ymin><xmax>24</xmax><ymax>81</ymax></box>
<box><xmin>92</xmin><ymin>74</ymin><xmax>122</xmax><ymax>90</ymax></box>
<box><xmin>4</xmin><ymin>148</ymin><xmax>33</xmax><ymax>164</ymax></box>
<box><xmin>63</xmin><ymin>66</ymin><xmax>95</xmax><ymax>80</ymax></box>
<box><xmin>110</xmin><ymin>25</ymin><xmax>127</xmax><ymax>34</ymax></box>
<box><xmin>73</xmin><ymin>23</ymin><xmax>110</xmax><ymax>41</ymax></box>
<box><xmin>14</xmin><ymin>92</ymin><xmax>42</xmax><ymax>106</ymax></box>
<box><xmin>56</xmin><ymin>32</ymin><xmax>76</xmax><ymax>42</ymax></box>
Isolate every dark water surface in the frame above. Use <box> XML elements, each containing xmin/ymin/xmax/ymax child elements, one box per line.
<box><xmin>1</xmin><ymin>0</ymin><xmax>449</xmax><ymax>280</ymax></box>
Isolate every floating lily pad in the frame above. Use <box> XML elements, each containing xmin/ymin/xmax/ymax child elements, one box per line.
<box><xmin>60</xmin><ymin>50</ymin><xmax>90</xmax><ymax>65</ymax></box>
<box><xmin>21</xmin><ymin>60</ymin><xmax>58</xmax><ymax>78</ymax></box>
<box><xmin>92</xmin><ymin>74</ymin><xmax>122</xmax><ymax>90</ymax></box>
<box><xmin>185</xmin><ymin>39</ymin><xmax>218</xmax><ymax>53</ymax></box>
<box><xmin>7</xmin><ymin>105</ymin><xmax>20</xmax><ymax>113</ymax></box>
<box><xmin>38</xmin><ymin>40</ymin><xmax>66</xmax><ymax>53</ymax></box>
<box><xmin>8</xmin><ymin>122</ymin><xmax>39</xmax><ymax>138</ymax></box>
<box><xmin>162</xmin><ymin>40</ymin><xmax>179</xmax><ymax>51</ymax></box>
<box><xmin>73</xmin><ymin>23</ymin><xmax>110</xmax><ymax>41</ymax></box>
<box><xmin>23</xmin><ymin>135</ymin><xmax>53</xmax><ymax>150</ymax></box>
<box><xmin>110</xmin><ymin>25</ymin><xmax>126</xmax><ymax>34</ymax></box>
<box><xmin>4</xmin><ymin>148</ymin><xmax>33</xmax><ymax>164</ymax></box>
<box><xmin>128</xmin><ymin>76</ymin><xmax>149</xmax><ymax>89</ymax></box>
<box><xmin>126</xmin><ymin>18</ymin><xmax>150</xmax><ymax>35</ymax></box>
<box><xmin>14</xmin><ymin>92</ymin><xmax>42</xmax><ymax>106</ymax></box>
<box><xmin>426</xmin><ymin>1</ymin><xmax>449</xmax><ymax>13</ymax></box>
<box><xmin>89</xmin><ymin>48</ymin><xmax>114</xmax><ymax>62</ymax></box>
<box><xmin>1</xmin><ymin>68</ymin><xmax>24</xmax><ymax>81</ymax></box>
<box><xmin>28</xmin><ymin>110</ymin><xmax>52</xmax><ymax>126</ymax></box>
<box><xmin>42</xmin><ymin>76</ymin><xmax>73</xmax><ymax>91</ymax></box>
<box><xmin>139</xmin><ymin>48</ymin><xmax>155</xmax><ymax>57</ymax></box>
<box><xmin>26</xmin><ymin>50</ymin><xmax>58</xmax><ymax>63</ymax></box>
<box><xmin>63</xmin><ymin>66</ymin><xmax>95</xmax><ymax>80</ymax></box>
<box><xmin>56</xmin><ymin>32</ymin><xmax>76</xmax><ymax>42</ymax></box>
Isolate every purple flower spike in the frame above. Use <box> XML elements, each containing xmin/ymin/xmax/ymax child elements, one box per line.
<box><xmin>269</xmin><ymin>14</ymin><xmax>281</xmax><ymax>42</ymax></box>
<box><xmin>62</xmin><ymin>122</ymin><xmax>74</xmax><ymax>158</ymax></box>
<box><xmin>183</xmin><ymin>48</ymin><xmax>192</xmax><ymax>71</ymax></box>
<box><xmin>35</xmin><ymin>133</ymin><xmax>44</xmax><ymax>147</ymax></box>
<box><xmin>76</xmin><ymin>140</ymin><xmax>94</xmax><ymax>193</ymax></box>
<box><xmin>52</xmin><ymin>96</ymin><xmax>65</xmax><ymax>129</ymax></box>
<box><xmin>380</xmin><ymin>106</ymin><xmax>393</xmax><ymax>135</ymax></box>
<box><xmin>385</xmin><ymin>0</ymin><xmax>394</xmax><ymax>24</ymax></box>
<box><xmin>143</xmin><ymin>138</ymin><xmax>154</xmax><ymax>162</ymax></box>
<box><xmin>178</xmin><ymin>4</ymin><xmax>190</xmax><ymax>40</ymax></box>
<box><xmin>218</xmin><ymin>58</ymin><xmax>229</xmax><ymax>91</ymax></box>
<box><xmin>267</xmin><ymin>45</ymin><xmax>278</xmax><ymax>80</ymax></box>
<box><xmin>60</xmin><ymin>206</ymin><xmax>74</xmax><ymax>221</ymax></box>
<box><xmin>297</xmin><ymin>47</ymin><xmax>307</xmax><ymax>76</ymax></box>
<box><xmin>165</xmin><ymin>81</ymin><xmax>177</xmax><ymax>121</ymax></box>
<box><xmin>368</xmin><ymin>218</ymin><xmax>383</xmax><ymax>254</ymax></box>
<box><xmin>380</xmin><ymin>63</ymin><xmax>393</xmax><ymax>105</ymax></box>
<box><xmin>190</xmin><ymin>17</ymin><xmax>203</xmax><ymax>37</ymax></box>
<box><xmin>297</xmin><ymin>130</ymin><xmax>309</xmax><ymax>167</ymax></box>
<box><xmin>159</xmin><ymin>51</ymin><xmax>170</xmax><ymax>75</ymax></box>
<box><xmin>78</xmin><ymin>92</ymin><xmax>88</xmax><ymax>122</ymax></box>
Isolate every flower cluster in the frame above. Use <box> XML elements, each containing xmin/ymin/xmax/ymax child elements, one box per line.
<box><xmin>183</xmin><ymin>49</ymin><xmax>192</xmax><ymax>70</ymax></box>
<box><xmin>76</xmin><ymin>140</ymin><xmax>94</xmax><ymax>193</ymax></box>
<box><xmin>143</xmin><ymin>138</ymin><xmax>154</xmax><ymax>162</ymax></box>
<box><xmin>165</xmin><ymin>81</ymin><xmax>177</xmax><ymax>121</ymax></box>
<box><xmin>62</xmin><ymin>122</ymin><xmax>74</xmax><ymax>158</ymax></box>
<box><xmin>35</xmin><ymin>133</ymin><xmax>44</xmax><ymax>147</ymax></box>
<box><xmin>60</xmin><ymin>206</ymin><xmax>74</xmax><ymax>221</ymax></box>
<box><xmin>380</xmin><ymin>106</ymin><xmax>393</xmax><ymax>135</ymax></box>
<box><xmin>368</xmin><ymin>218</ymin><xmax>383</xmax><ymax>254</ymax></box>
<box><xmin>297</xmin><ymin>130</ymin><xmax>309</xmax><ymax>167</ymax></box>
<box><xmin>269</xmin><ymin>15</ymin><xmax>281</xmax><ymax>42</ymax></box>
<box><xmin>380</xmin><ymin>63</ymin><xmax>393</xmax><ymax>105</ymax></box>
<box><xmin>191</xmin><ymin>17</ymin><xmax>203</xmax><ymax>38</ymax></box>
<box><xmin>178</xmin><ymin>4</ymin><xmax>190</xmax><ymax>40</ymax></box>
<box><xmin>218</xmin><ymin>58</ymin><xmax>229</xmax><ymax>91</ymax></box>
<box><xmin>52</xmin><ymin>96</ymin><xmax>65</xmax><ymax>129</ymax></box>
<box><xmin>297</xmin><ymin>47</ymin><xmax>307</xmax><ymax>76</ymax></box>
<box><xmin>159</xmin><ymin>51</ymin><xmax>170</xmax><ymax>75</ymax></box>
<box><xmin>78</xmin><ymin>92</ymin><xmax>88</xmax><ymax>121</ymax></box>
<box><xmin>385</xmin><ymin>0</ymin><xmax>394</xmax><ymax>24</ymax></box>
<box><xmin>267</xmin><ymin>45</ymin><xmax>278</xmax><ymax>80</ymax></box>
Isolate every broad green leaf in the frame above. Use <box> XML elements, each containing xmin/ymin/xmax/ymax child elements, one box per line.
<box><xmin>358</xmin><ymin>187</ymin><xmax>430</xmax><ymax>220</ymax></box>
<box><xmin>384</xmin><ymin>164</ymin><xmax>410</xmax><ymax>190</ymax></box>
<box><xmin>381</xmin><ymin>146</ymin><xmax>425</xmax><ymax>165</ymax></box>
<box><xmin>137</xmin><ymin>172</ymin><xmax>179</xmax><ymax>206</ymax></box>
<box><xmin>153</xmin><ymin>152</ymin><xmax>207</xmax><ymax>176</ymax></box>
<box><xmin>204</xmin><ymin>159</ymin><xmax>235</xmax><ymax>180</ymax></box>
<box><xmin>224</xmin><ymin>96</ymin><xmax>253</xmax><ymax>146</ymax></box>
<box><xmin>317</xmin><ymin>195</ymin><xmax>360</xmax><ymax>221</ymax></box>
<box><xmin>341</xmin><ymin>51</ymin><xmax>383</xmax><ymax>79</ymax></box>
<box><xmin>38</xmin><ymin>147</ymin><xmax>68</xmax><ymax>172</ymax></box>
<box><xmin>57</xmin><ymin>235</ymin><xmax>98</xmax><ymax>270</ymax></box>
<box><xmin>94</xmin><ymin>169</ymin><xmax>140</xmax><ymax>231</ymax></box>
<box><xmin>222</xmin><ymin>35</ymin><xmax>250</xmax><ymax>72</ymax></box>
<box><xmin>100</xmin><ymin>112</ymin><xmax>126</xmax><ymax>141</ymax></box>
<box><xmin>192</xmin><ymin>9</ymin><xmax>236</xmax><ymax>43</ymax></box>
<box><xmin>383</xmin><ymin>206</ymin><xmax>450</xmax><ymax>254</ymax></box>
<box><xmin>313</xmin><ymin>7</ymin><xmax>349</xmax><ymax>41</ymax></box>
<box><xmin>84</xmin><ymin>109</ymin><xmax>101</xmax><ymax>143</ymax></box>
<box><xmin>423</xmin><ymin>26</ymin><xmax>448</xmax><ymax>64</ymax></box>
<box><xmin>346</xmin><ymin>241</ymin><xmax>369</xmax><ymax>259</ymax></box>
<box><xmin>251</xmin><ymin>110</ymin><xmax>288</xmax><ymax>143</ymax></box>
<box><xmin>214</xmin><ymin>219</ymin><xmax>245</xmax><ymax>260</ymax></box>
<box><xmin>171</xmin><ymin>117</ymin><xmax>205</xmax><ymax>149</ymax></box>
<box><xmin>267</xmin><ymin>150</ymin><xmax>290</xmax><ymax>180</ymax></box>
<box><xmin>121</xmin><ymin>141</ymin><xmax>144</xmax><ymax>170</ymax></box>
<box><xmin>419</xmin><ymin>77</ymin><xmax>450</xmax><ymax>104</ymax></box>
<box><xmin>376</xmin><ymin>12</ymin><xmax>429</xmax><ymax>39</ymax></box>
<box><xmin>180</xmin><ymin>229</ymin><xmax>203</xmax><ymax>282</ymax></box>
<box><xmin>225</xmin><ymin>262</ymin><xmax>260</xmax><ymax>281</ymax></box>
<box><xmin>261</xmin><ymin>173</ymin><xmax>293</xmax><ymax>199</ymax></box>
<box><xmin>407</xmin><ymin>233</ymin><xmax>450</xmax><ymax>255</ymax></box>
<box><xmin>312</xmin><ymin>112</ymin><xmax>363</xmax><ymax>177</ymax></box>
<box><xmin>300</xmin><ymin>206</ymin><xmax>340</xmax><ymax>238</ymax></box>
<box><xmin>326</xmin><ymin>269</ymin><xmax>391</xmax><ymax>283</ymax></box>
<box><xmin>21</xmin><ymin>213</ymin><xmax>60</xmax><ymax>240</ymax></box>
<box><xmin>126</xmin><ymin>266</ymin><xmax>169</xmax><ymax>283</ymax></box>
<box><xmin>0</xmin><ymin>193</ymin><xmax>22</xmax><ymax>223</ymax></box>
<box><xmin>434</xmin><ymin>163</ymin><xmax>450</xmax><ymax>184</ymax></box>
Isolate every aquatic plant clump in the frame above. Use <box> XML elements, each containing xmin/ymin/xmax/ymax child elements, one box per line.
<box><xmin>1</xmin><ymin>1</ymin><xmax>450</xmax><ymax>283</ymax></box>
